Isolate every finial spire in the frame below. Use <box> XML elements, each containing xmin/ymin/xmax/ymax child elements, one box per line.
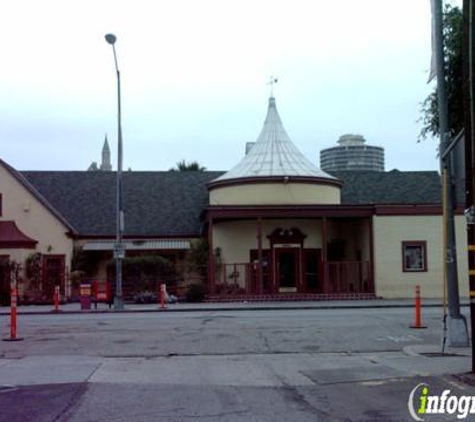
<box><xmin>103</xmin><ymin>133</ymin><xmax>110</xmax><ymax>151</ymax></box>
<box><xmin>267</xmin><ymin>76</ymin><xmax>278</xmax><ymax>97</ymax></box>
<box><xmin>100</xmin><ymin>133</ymin><xmax>112</xmax><ymax>171</ymax></box>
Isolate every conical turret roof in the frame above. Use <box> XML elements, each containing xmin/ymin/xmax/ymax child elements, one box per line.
<box><xmin>213</xmin><ymin>97</ymin><xmax>335</xmax><ymax>183</ymax></box>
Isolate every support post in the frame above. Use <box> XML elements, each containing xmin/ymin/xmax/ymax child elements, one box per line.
<box><xmin>208</xmin><ymin>217</ymin><xmax>216</xmax><ymax>295</ymax></box>
<box><xmin>322</xmin><ymin>217</ymin><xmax>329</xmax><ymax>294</ymax></box>
<box><xmin>257</xmin><ymin>217</ymin><xmax>263</xmax><ymax>294</ymax></box>
<box><xmin>463</xmin><ymin>0</ymin><xmax>475</xmax><ymax>370</ymax></box>
<box><xmin>434</xmin><ymin>0</ymin><xmax>468</xmax><ymax>346</ymax></box>
<box><xmin>369</xmin><ymin>217</ymin><xmax>375</xmax><ymax>294</ymax></box>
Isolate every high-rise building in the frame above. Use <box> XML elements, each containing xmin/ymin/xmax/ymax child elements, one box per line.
<box><xmin>320</xmin><ymin>134</ymin><xmax>384</xmax><ymax>172</ymax></box>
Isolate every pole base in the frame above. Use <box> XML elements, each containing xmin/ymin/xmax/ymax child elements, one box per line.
<box><xmin>113</xmin><ymin>296</ymin><xmax>125</xmax><ymax>311</ymax></box>
<box><xmin>3</xmin><ymin>337</ymin><xmax>24</xmax><ymax>342</ymax></box>
<box><xmin>447</xmin><ymin>315</ymin><xmax>469</xmax><ymax>347</ymax></box>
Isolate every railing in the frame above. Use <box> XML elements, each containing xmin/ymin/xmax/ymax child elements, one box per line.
<box><xmin>215</xmin><ymin>263</ymin><xmax>251</xmax><ymax>295</ymax></box>
<box><xmin>328</xmin><ymin>261</ymin><xmax>372</xmax><ymax>294</ymax></box>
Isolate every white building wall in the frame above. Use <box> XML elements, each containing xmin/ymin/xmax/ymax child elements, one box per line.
<box><xmin>373</xmin><ymin>215</ymin><xmax>468</xmax><ymax>299</ymax></box>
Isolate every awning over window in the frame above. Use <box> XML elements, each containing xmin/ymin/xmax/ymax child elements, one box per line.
<box><xmin>0</xmin><ymin>221</ymin><xmax>37</xmax><ymax>249</ymax></box>
<box><xmin>82</xmin><ymin>239</ymin><xmax>191</xmax><ymax>251</ymax></box>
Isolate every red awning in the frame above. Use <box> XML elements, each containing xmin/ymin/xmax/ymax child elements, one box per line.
<box><xmin>0</xmin><ymin>221</ymin><xmax>37</xmax><ymax>249</ymax></box>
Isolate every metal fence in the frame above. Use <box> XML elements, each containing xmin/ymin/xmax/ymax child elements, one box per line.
<box><xmin>328</xmin><ymin>261</ymin><xmax>372</xmax><ymax>293</ymax></box>
<box><xmin>215</xmin><ymin>263</ymin><xmax>251</xmax><ymax>295</ymax></box>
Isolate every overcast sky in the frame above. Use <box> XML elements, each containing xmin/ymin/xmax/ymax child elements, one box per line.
<box><xmin>0</xmin><ymin>0</ymin><xmax>461</xmax><ymax>172</ymax></box>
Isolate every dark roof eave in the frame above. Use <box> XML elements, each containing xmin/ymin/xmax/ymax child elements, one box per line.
<box><xmin>208</xmin><ymin>175</ymin><xmax>343</xmax><ymax>190</ymax></box>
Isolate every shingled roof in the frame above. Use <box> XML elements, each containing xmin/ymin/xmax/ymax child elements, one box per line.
<box><xmin>330</xmin><ymin>170</ymin><xmax>442</xmax><ymax>205</ymax></box>
<box><xmin>21</xmin><ymin>169</ymin><xmax>442</xmax><ymax>237</ymax></box>
<box><xmin>22</xmin><ymin>171</ymin><xmax>222</xmax><ymax>237</ymax></box>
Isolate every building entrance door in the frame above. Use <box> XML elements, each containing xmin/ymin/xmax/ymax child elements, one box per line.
<box><xmin>42</xmin><ymin>255</ymin><xmax>65</xmax><ymax>299</ymax></box>
<box><xmin>276</xmin><ymin>248</ymin><xmax>299</xmax><ymax>292</ymax></box>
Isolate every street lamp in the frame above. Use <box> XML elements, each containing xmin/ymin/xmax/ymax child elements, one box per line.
<box><xmin>105</xmin><ymin>33</ymin><xmax>125</xmax><ymax>310</ymax></box>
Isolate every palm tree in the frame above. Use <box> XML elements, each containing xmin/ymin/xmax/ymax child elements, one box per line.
<box><xmin>170</xmin><ymin>160</ymin><xmax>206</xmax><ymax>171</ymax></box>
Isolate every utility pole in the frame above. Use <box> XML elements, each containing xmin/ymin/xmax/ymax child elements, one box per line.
<box><xmin>463</xmin><ymin>0</ymin><xmax>475</xmax><ymax>370</ymax></box>
<box><xmin>105</xmin><ymin>33</ymin><xmax>125</xmax><ymax>310</ymax></box>
<box><xmin>434</xmin><ymin>0</ymin><xmax>469</xmax><ymax>346</ymax></box>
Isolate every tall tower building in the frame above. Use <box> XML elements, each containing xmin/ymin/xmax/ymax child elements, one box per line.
<box><xmin>320</xmin><ymin>134</ymin><xmax>384</xmax><ymax>172</ymax></box>
<box><xmin>100</xmin><ymin>135</ymin><xmax>112</xmax><ymax>171</ymax></box>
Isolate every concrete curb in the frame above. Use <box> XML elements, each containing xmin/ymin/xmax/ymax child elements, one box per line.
<box><xmin>0</xmin><ymin>302</ymin><xmax>470</xmax><ymax>316</ymax></box>
<box><xmin>403</xmin><ymin>344</ymin><xmax>472</xmax><ymax>358</ymax></box>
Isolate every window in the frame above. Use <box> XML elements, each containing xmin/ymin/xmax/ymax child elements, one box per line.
<box><xmin>402</xmin><ymin>241</ymin><xmax>427</xmax><ymax>272</ymax></box>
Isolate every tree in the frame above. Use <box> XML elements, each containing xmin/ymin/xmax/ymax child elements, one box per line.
<box><xmin>419</xmin><ymin>3</ymin><xmax>464</xmax><ymax>141</ymax></box>
<box><xmin>170</xmin><ymin>160</ymin><xmax>206</xmax><ymax>171</ymax></box>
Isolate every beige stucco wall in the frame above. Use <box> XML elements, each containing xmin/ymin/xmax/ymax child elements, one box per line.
<box><xmin>0</xmin><ymin>163</ymin><xmax>74</xmax><ymax>294</ymax></box>
<box><xmin>373</xmin><ymin>215</ymin><xmax>468</xmax><ymax>299</ymax></box>
<box><xmin>212</xmin><ymin>219</ymin><xmax>323</xmax><ymax>265</ymax></box>
<box><xmin>209</xmin><ymin>182</ymin><xmax>341</xmax><ymax>205</ymax></box>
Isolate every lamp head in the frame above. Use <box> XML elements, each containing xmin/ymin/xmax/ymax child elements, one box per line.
<box><xmin>105</xmin><ymin>33</ymin><xmax>117</xmax><ymax>45</ymax></box>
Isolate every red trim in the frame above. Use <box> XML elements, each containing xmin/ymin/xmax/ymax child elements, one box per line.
<box><xmin>207</xmin><ymin>205</ymin><xmax>374</xmax><ymax>220</ymax></box>
<box><xmin>0</xmin><ymin>241</ymin><xmax>36</xmax><ymax>249</ymax></box>
<box><xmin>208</xmin><ymin>175</ymin><xmax>343</xmax><ymax>190</ymax></box>
<box><xmin>267</xmin><ymin>227</ymin><xmax>307</xmax><ymax>245</ymax></box>
<box><xmin>0</xmin><ymin>221</ymin><xmax>37</xmax><ymax>249</ymax></box>
<box><xmin>205</xmin><ymin>204</ymin><xmax>465</xmax><ymax>221</ymax></box>
<box><xmin>375</xmin><ymin>205</ymin><xmax>443</xmax><ymax>215</ymax></box>
<box><xmin>402</xmin><ymin>241</ymin><xmax>428</xmax><ymax>272</ymax></box>
<box><xmin>74</xmin><ymin>233</ymin><xmax>202</xmax><ymax>240</ymax></box>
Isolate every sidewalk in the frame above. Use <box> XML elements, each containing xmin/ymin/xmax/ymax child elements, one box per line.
<box><xmin>0</xmin><ymin>298</ymin><xmax>469</xmax><ymax>315</ymax></box>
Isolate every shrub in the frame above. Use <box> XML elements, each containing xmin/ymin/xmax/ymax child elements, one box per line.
<box><xmin>185</xmin><ymin>283</ymin><xmax>206</xmax><ymax>303</ymax></box>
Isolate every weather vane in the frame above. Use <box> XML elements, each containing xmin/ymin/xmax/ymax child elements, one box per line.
<box><xmin>267</xmin><ymin>76</ymin><xmax>278</xmax><ymax>97</ymax></box>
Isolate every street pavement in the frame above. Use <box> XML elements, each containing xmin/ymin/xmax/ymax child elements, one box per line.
<box><xmin>0</xmin><ymin>298</ymin><xmax>469</xmax><ymax>315</ymax></box>
<box><xmin>0</xmin><ymin>305</ymin><xmax>474</xmax><ymax>421</ymax></box>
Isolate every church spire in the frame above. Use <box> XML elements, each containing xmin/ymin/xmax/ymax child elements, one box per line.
<box><xmin>100</xmin><ymin>134</ymin><xmax>112</xmax><ymax>171</ymax></box>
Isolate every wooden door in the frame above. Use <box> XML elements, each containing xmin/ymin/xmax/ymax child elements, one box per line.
<box><xmin>275</xmin><ymin>248</ymin><xmax>299</xmax><ymax>292</ymax></box>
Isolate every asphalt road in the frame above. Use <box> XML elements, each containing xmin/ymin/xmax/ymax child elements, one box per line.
<box><xmin>0</xmin><ymin>307</ymin><xmax>473</xmax><ymax>421</ymax></box>
<box><xmin>0</xmin><ymin>307</ymin><xmax>455</xmax><ymax>357</ymax></box>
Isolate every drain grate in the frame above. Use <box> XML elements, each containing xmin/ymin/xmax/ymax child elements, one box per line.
<box><xmin>420</xmin><ymin>352</ymin><xmax>465</xmax><ymax>358</ymax></box>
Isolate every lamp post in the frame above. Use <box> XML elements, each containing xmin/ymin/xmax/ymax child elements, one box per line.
<box><xmin>105</xmin><ymin>33</ymin><xmax>125</xmax><ymax>310</ymax></box>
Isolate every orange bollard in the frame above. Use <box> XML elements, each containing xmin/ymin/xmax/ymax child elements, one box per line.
<box><xmin>410</xmin><ymin>285</ymin><xmax>427</xmax><ymax>329</ymax></box>
<box><xmin>53</xmin><ymin>285</ymin><xmax>60</xmax><ymax>313</ymax></box>
<box><xmin>3</xmin><ymin>286</ymin><xmax>24</xmax><ymax>342</ymax></box>
<box><xmin>159</xmin><ymin>283</ymin><xmax>167</xmax><ymax>309</ymax></box>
